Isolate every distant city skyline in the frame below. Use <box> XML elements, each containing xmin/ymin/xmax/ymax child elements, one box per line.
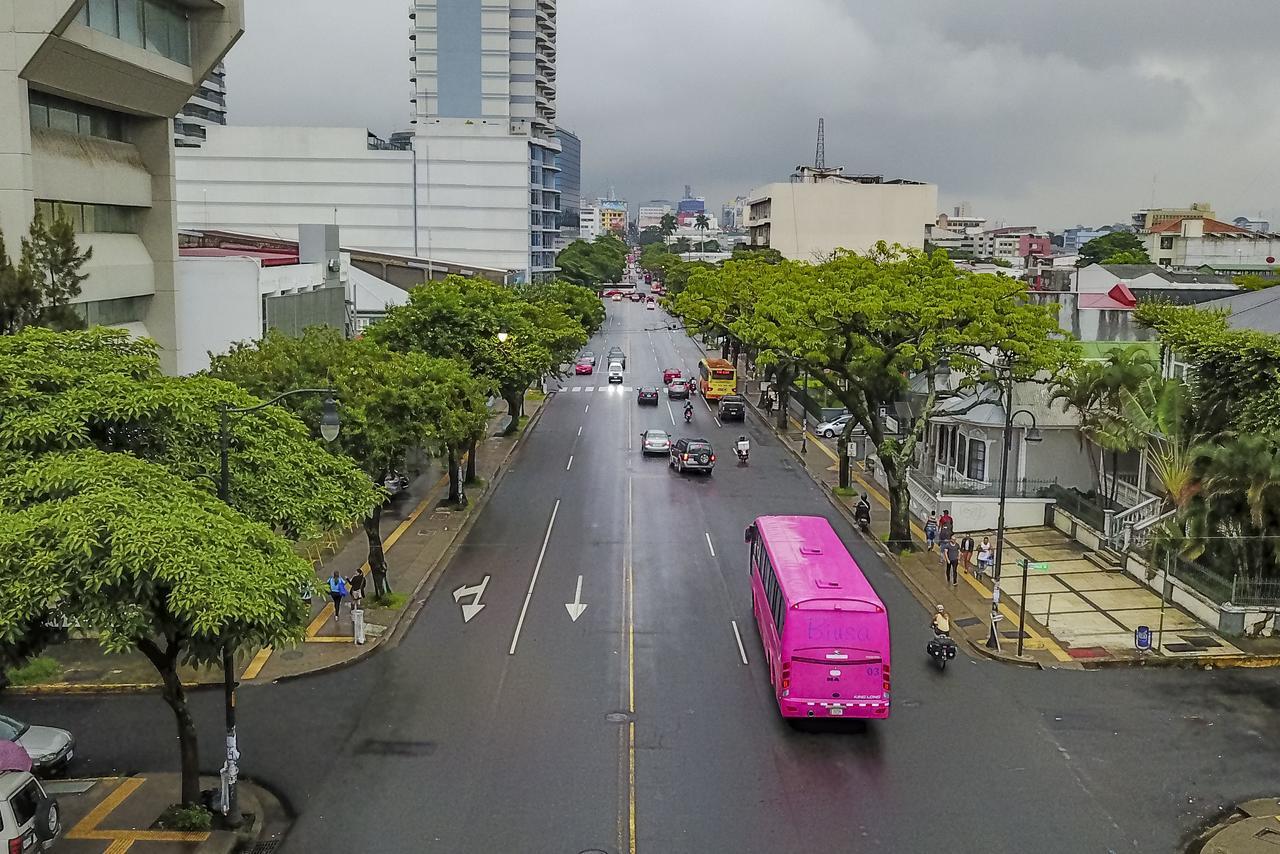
<box><xmin>225</xmin><ymin>0</ymin><xmax>1280</xmax><ymax>231</ymax></box>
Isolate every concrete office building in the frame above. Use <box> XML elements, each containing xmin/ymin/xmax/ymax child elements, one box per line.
<box><xmin>745</xmin><ymin>168</ymin><xmax>937</xmax><ymax>260</ymax></box>
<box><xmin>556</xmin><ymin>126</ymin><xmax>580</xmax><ymax>243</ymax></box>
<box><xmin>174</xmin><ymin>60</ymin><xmax>226</xmax><ymax>147</ymax></box>
<box><xmin>410</xmin><ymin>0</ymin><xmax>561</xmax><ymax>281</ymax></box>
<box><xmin>2</xmin><ymin>0</ymin><xmax>244</xmax><ymax>374</ymax></box>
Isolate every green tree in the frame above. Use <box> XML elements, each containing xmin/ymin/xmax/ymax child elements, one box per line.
<box><xmin>0</xmin><ymin>327</ymin><xmax>375</xmax><ymax>806</ymax></box>
<box><xmin>369</xmin><ymin>277</ymin><xmax>587</xmax><ymax>438</ymax></box>
<box><xmin>522</xmin><ymin>280</ymin><xmax>606</xmax><ymax>337</ymax></box>
<box><xmin>674</xmin><ymin>258</ymin><xmax>769</xmax><ymax>364</ymax></box>
<box><xmin>694</xmin><ymin>213</ymin><xmax>710</xmax><ymax>251</ymax></box>
<box><xmin>639</xmin><ymin>243</ymin><xmax>677</xmax><ymax>276</ymax></box>
<box><xmin>211</xmin><ymin>328</ymin><xmax>490</xmax><ymax>593</ymax></box>
<box><xmin>555</xmin><ymin>234</ymin><xmax>627</xmax><ymax>287</ymax></box>
<box><xmin>1102</xmin><ymin>250</ymin><xmax>1152</xmax><ymax>265</ymax></box>
<box><xmin>659</xmin><ymin>212</ymin><xmax>677</xmax><ymax>237</ymax></box>
<box><xmin>1078</xmin><ymin>231</ymin><xmax>1149</xmax><ymax>266</ymax></box>
<box><xmin>740</xmin><ymin>245</ymin><xmax>1075</xmax><ymax>550</ymax></box>
<box><xmin>1233</xmin><ymin>273</ymin><xmax>1280</xmax><ymax>291</ymax></box>
<box><xmin>669</xmin><ymin>237</ymin><xmax>692</xmax><ymax>254</ymax></box>
<box><xmin>731</xmin><ymin>245</ymin><xmax>783</xmax><ymax>265</ymax></box>
<box><xmin>638</xmin><ymin>226</ymin><xmax>665</xmax><ymax>246</ymax></box>
<box><xmin>0</xmin><ymin>212</ymin><xmax>91</xmax><ymax>335</ymax></box>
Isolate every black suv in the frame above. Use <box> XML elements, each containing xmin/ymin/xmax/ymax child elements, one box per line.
<box><xmin>717</xmin><ymin>394</ymin><xmax>747</xmax><ymax>421</ymax></box>
<box><xmin>608</xmin><ymin>347</ymin><xmax>626</xmax><ymax>369</ymax></box>
<box><xmin>670</xmin><ymin>438</ymin><xmax>715</xmax><ymax>474</ymax></box>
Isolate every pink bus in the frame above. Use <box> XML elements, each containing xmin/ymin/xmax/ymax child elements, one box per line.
<box><xmin>745</xmin><ymin>515</ymin><xmax>891</xmax><ymax>720</ymax></box>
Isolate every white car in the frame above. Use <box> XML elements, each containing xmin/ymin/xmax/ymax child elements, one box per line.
<box><xmin>815</xmin><ymin>413</ymin><xmax>853</xmax><ymax>439</ymax></box>
<box><xmin>0</xmin><ymin>770</ymin><xmax>61</xmax><ymax>852</ymax></box>
<box><xmin>608</xmin><ymin>361</ymin><xmax>624</xmax><ymax>384</ymax></box>
<box><xmin>639</xmin><ymin>429</ymin><xmax>671</xmax><ymax>455</ymax></box>
<box><xmin>0</xmin><ymin>715</ymin><xmax>73</xmax><ymax>777</ymax></box>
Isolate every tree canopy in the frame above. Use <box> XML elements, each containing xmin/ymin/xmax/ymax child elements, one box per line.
<box><xmin>0</xmin><ymin>211</ymin><xmax>91</xmax><ymax>335</ymax></box>
<box><xmin>1078</xmin><ymin>231</ymin><xmax>1149</xmax><ymax>266</ymax></box>
<box><xmin>555</xmin><ymin>233</ymin><xmax>627</xmax><ymax>286</ymax></box>
<box><xmin>520</xmin><ymin>280</ymin><xmax>606</xmax><ymax>337</ymax></box>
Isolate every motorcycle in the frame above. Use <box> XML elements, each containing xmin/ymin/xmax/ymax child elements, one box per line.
<box><xmin>382</xmin><ymin>470</ymin><xmax>410</xmax><ymax>498</ymax></box>
<box><xmin>735</xmin><ymin>447</ymin><xmax>750</xmax><ymax>464</ymax></box>
<box><xmin>854</xmin><ymin>501</ymin><xmax>871</xmax><ymax>535</ymax></box>
<box><xmin>684</xmin><ymin>408</ymin><xmax>694</xmax><ymax>424</ymax></box>
<box><xmin>927</xmin><ymin>630</ymin><xmax>958</xmax><ymax>671</ymax></box>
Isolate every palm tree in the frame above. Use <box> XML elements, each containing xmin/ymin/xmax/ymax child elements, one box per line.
<box><xmin>659</xmin><ymin>213</ymin><xmax>677</xmax><ymax>239</ymax></box>
<box><xmin>1050</xmin><ymin>360</ymin><xmax>1106</xmax><ymax>488</ymax></box>
<box><xmin>1116</xmin><ymin>378</ymin><xmax>1202</xmax><ymax>512</ymax></box>
<box><xmin>694</xmin><ymin>213</ymin><xmax>710</xmax><ymax>252</ymax></box>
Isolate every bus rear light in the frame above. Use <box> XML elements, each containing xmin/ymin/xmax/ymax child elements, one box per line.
<box><xmin>882</xmin><ymin>664</ymin><xmax>891</xmax><ymax>695</ymax></box>
<box><xmin>781</xmin><ymin>661</ymin><xmax>791</xmax><ymax>691</ymax></box>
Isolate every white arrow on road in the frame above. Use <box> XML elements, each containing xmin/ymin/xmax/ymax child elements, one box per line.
<box><xmin>453</xmin><ymin>575</ymin><xmax>491</xmax><ymax>623</ymax></box>
<box><xmin>564</xmin><ymin>575</ymin><xmax>588</xmax><ymax>622</ymax></box>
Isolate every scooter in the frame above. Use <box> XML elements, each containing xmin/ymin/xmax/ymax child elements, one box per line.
<box><xmin>684</xmin><ymin>408</ymin><xmax>694</xmax><ymax>424</ymax></box>
<box><xmin>735</xmin><ymin>447</ymin><xmax>749</xmax><ymax>465</ymax></box>
<box><xmin>927</xmin><ymin>630</ymin><xmax>958</xmax><ymax>671</ymax></box>
<box><xmin>854</xmin><ymin>501</ymin><xmax>871</xmax><ymax>535</ymax></box>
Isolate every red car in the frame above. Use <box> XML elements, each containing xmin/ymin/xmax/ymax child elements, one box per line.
<box><xmin>663</xmin><ymin>368</ymin><xmax>682</xmax><ymax>384</ymax></box>
<box><xmin>574</xmin><ymin>360</ymin><xmax>593</xmax><ymax>375</ymax></box>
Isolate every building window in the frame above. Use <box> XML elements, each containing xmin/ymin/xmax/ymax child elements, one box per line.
<box><xmin>967</xmin><ymin>438</ymin><xmax>986</xmax><ymax>481</ymax></box>
<box><xmin>28</xmin><ymin>91</ymin><xmax>125</xmax><ymax>141</ymax></box>
<box><xmin>956</xmin><ymin>431</ymin><xmax>967</xmax><ymax>473</ymax></box>
<box><xmin>1159</xmin><ymin>257</ymin><xmax>1172</xmax><ymax>266</ymax></box>
<box><xmin>79</xmin><ymin>0</ymin><xmax>191</xmax><ymax>65</ymax></box>
<box><xmin>36</xmin><ymin>200</ymin><xmax>140</xmax><ymax>234</ymax></box>
<box><xmin>1160</xmin><ymin>235</ymin><xmax>1174</xmax><ymax>250</ymax></box>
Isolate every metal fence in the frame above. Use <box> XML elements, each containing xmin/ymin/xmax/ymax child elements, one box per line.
<box><xmin>1043</xmin><ymin>484</ymin><xmax>1123</xmax><ymax>532</ymax></box>
<box><xmin>1231</xmin><ymin>575</ymin><xmax>1280</xmax><ymax>609</ymax></box>
<box><xmin>912</xmin><ymin>471</ymin><xmax>1063</xmax><ymax>501</ymax></box>
<box><xmin>1164</xmin><ymin>552</ymin><xmax>1236</xmax><ymax>605</ymax></box>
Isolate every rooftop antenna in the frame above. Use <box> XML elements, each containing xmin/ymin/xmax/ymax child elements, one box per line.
<box><xmin>815</xmin><ymin>117</ymin><xmax>825</xmax><ymax>170</ymax></box>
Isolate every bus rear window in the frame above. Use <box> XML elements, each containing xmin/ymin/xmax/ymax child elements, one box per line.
<box><xmin>712</xmin><ymin>369</ymin><xmax>735</xmax><ymax>380</ymax></box>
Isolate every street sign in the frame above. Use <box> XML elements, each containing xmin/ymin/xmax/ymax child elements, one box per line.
<box><xmin>1135</xmin><ymin>625</ymin><xmax>1153</xmax><ymax>651</ymax></box>
<box><xmin>1030</xmin><ymin>562</ymin><xmax>1050</xmax><ymax>571</ymax></box>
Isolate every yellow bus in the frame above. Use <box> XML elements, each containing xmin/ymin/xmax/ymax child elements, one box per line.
<box><xmin>698</xmin><ymin>358</ymin><xmax>737</xmax><ymax>400</ymax></box>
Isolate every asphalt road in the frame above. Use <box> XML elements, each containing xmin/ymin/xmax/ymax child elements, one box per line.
<box><xmin>9</xmin><ymin>300</ymin><xmax>1280</xmax><ymax>853</ymax></box>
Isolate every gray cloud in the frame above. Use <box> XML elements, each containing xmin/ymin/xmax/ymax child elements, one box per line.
<box><xmin>227</xmin><ymin>0</ymin><xmax>1280</xmax><ymax>229</ymax></box>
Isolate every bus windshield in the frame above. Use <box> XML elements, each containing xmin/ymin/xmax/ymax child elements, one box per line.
<box><xmin>746</xmin><ymin>515</ymin><xmax>891</xmax><ymax>720</ymax></box>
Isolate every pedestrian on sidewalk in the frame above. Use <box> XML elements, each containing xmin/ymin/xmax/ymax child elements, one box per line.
<box><xmin>976</xmin><ymin>536</ymin><xmax>993</xmax><ymax>578</ymax></box>
<box><xmin>348</xmin><ymin>571</ymin><xmax>367</xmax><ymax>612</ymax></box>
<box><xmin>924</xmin><ymin>512</ymin><xmax>939</xmax><ymax>551</ymax></box>
<box><xmin>938</xmin><ymin>509</ymin><xmax>954</xmax><ymax>543</ymax></box>
<box><xmin>327</xmin><ymin>570</ymin><xmax>348</xmax><ymax>620</ymax></box>
<box><xmin>959</xmin><ymin>534</ymin><xmax>975</xmax><ymax>574</ymax></box>
<box><xmin>941</xmin><ymin>537</ymin><xmax>960</xmax><ymax>586</ymax></box>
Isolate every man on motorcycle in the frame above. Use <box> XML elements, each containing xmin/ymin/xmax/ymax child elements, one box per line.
<box><xmin>736</xmin><ymin>435</ymin><xmax>750</xmax><ymax>459</ymax></box>
<box><xmin>931</xmin><ymin>604</ymin><xmax>951</xmax><ymax>636</ymax></box>
<box><xmin>684</xmin><ymin>400</ymin><xmax>694</xmax><ymax>422</ymax></box>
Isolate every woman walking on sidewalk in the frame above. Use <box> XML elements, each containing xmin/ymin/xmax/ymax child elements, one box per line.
<box><xmin>327</xmin><ymin>570</ymin><xmax>348</xmax><ymax>620</ymax></box>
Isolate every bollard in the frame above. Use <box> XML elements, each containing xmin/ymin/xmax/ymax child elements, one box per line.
<box><xmin>353</xmin><ymin>608</ymin><xmax>366</xmax><ymax>645</ymax></box>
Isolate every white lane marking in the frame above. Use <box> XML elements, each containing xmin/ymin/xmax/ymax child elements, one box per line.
<box><xmin>452</xmin><ymin>575</ymin><xmax>491</xmax><ymax>623</ymax></box>
<box><xmin>666</xmin><ymin>400</ymin><xmax>676</xmax><ymax>426</ymax></box>
<box><xmin>566</xmin><ymin>455</ymin><xmax>574</xmax><ymax>471</ymax></box>
<box><xmin>577</xmin><ymin>425</ymin><xmax>582</xmax><ymax>437</ymax></box>
<box><xmin>731</xmin><ymin>620</ymin><xmax>749</xmax><ymax>665</ymax></box>
<box><xmin>585</xmin><ymin>405</ymin><xmax>590</xmax><ymax>413</ymax></box>
<box><xmin>509</xmin><ymin>499</ymin><xmax>562</xmax><ymax>655</ymax></box>
<box><xmin>585</xmin><ymin>386</ymin><xmax>595</xmax><ymax>393</ymax></box>
<box><xmin>572</xmin><ymin>386</ymin><xmax>582</xmax><ymax>392</ymax></box>
<box><xmin>705</xmin><ymin>532</ymin><xmax>716</xmax><ymax>557</ymax></box>
<box><xmin>565</xmin><ymin>574</ymin><xmax>588</xmax><ymax>622</ymax></box>
<box><xmin>715</xmin><ymin>417</ymin><xmax>723</xmax><ymax>428</ymax></box>
<box><xmin>702</xmin><ymin>395</ymin><xmax>715</xmax><ymax>415</ymax></box>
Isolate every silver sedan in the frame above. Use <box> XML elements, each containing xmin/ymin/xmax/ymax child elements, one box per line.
<box><xmin>640</xmin><ymin>429</ymin><xmax>672</xmax><ymax>456</ymax></box>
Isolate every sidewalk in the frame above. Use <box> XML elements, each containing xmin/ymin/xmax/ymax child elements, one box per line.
<box><xmin>9</xmin><ymin>397</ymin><xmax>544</xmax><ymax>693</ymax></box>
<box><xmin>744</xmin><ymin>385</ymin><xmax>1269</xmax><ymax>669</ymax></box>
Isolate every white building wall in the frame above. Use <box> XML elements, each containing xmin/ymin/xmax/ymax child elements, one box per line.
<box><xmin>748</xmin><ymin>181</ymin><xmax>937</xmax><ymax>261</ymax></box>
<box><xmin>174</xmin><ymin>256</ymin><xmax>263</xmax><ymax>375</ymax></box>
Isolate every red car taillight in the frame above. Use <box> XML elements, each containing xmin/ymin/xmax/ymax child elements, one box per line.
<box><xmin>709</xmin><ymin>454</ymin><xmax>716</xmax><ymax>462</ymax></box>
<box><xmin>10</xmin><ymin>837</ymin><xmax>24</xmax><ymax>854</ymax></box>
<box><xmin>682</xmin><ymin>454</ymin><xmax>689</xmax><ymax>461</ymax></box>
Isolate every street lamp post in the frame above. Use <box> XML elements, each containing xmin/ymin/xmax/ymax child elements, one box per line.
<box><xmin>800</xmin><ymin>366</ymin><xmax>810</xmax><ymax>455</ymax></box>
<box><xmin>988</xmin><ymin>360</ymin><xmax>1042</xmax><ymax>655</ymax></box>
<box><xmin>216</xmin><ymin>390</ymin><xmax>339</xmax><ymax>827</ymax></box>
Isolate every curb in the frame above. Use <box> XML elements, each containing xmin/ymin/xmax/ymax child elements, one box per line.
<box><xmin>9</xmin><ymin>401</ymin><xmax>551</xmax><ymax>696</ymax></box>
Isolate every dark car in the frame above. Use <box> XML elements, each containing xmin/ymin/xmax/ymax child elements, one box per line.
<box><xmin>670</xmin><ymin>437</ymin><xmax>715</xmax><ymax>474</ymax></box>
<box><xmin>667</xmin><ymin>380</ymin><xmax>690</xmax><ymax>400</ymax></box>
<box><xmin>718</xmin><ymin>394</ymin><xmax>747</xmax><ymax>421</ymax></box>
<box><xmin>637</xmin><ymin>387</ymin><xmax>660</xmax><ymax>405</ymax></box>
<box><xmin>608</xmin><ymin>347</ymin><xmax>626</xmax><ymax>369</ymax></box>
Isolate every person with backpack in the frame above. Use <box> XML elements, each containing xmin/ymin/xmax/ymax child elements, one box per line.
<box><xmin>348</xmin><ymin>571</ymin><xmax>367</xmax><ymax>612</ymax></box>
<box><xmin>327</xmin><ymin>570</ymin><xmax>349</xmax><ymax>620</ymax></box>
<box><xmin>924</xmin><ymin>512</ymin><xmax>939</xmax><ymax>551</ymax></box>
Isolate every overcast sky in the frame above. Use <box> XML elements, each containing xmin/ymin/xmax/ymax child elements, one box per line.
<box><xmin>226</xmin><ymin>0</ymin><xmax>1280</xmax><ymax>229</ymax></box>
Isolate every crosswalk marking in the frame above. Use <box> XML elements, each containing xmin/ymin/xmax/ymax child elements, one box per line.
<box><xmin>585</xmin><ymin>386</ymin><xmax>594</xmax><ymax>393</ymax></box>
<box><xmin>558</xmin><ymin>385</ymin><xmax>634</xmax><ymax>393</ymax></box>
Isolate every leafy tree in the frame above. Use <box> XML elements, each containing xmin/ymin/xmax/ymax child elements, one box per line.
<box><xmin>1102</xmin><ymin>250</ymin><xmax>1151</xmax><ymax>265</ymax></box>
<box><xmin>0</xmin><ymin>327</ymin><xmax>375</xmax><ymax>806</ymax></box>
<box><xmin>1233</xmin><ymin>273</ymin><xmax>1280</xmax><ymax>291</ymax></box>
<box><xmin>659</xmin><ymin>212</ymin><xmax>677</xmax><ymax>237</ymax></box>
<box><xmin>731</xmin><ymin>246</ymin><xmax>783</xmax><ymax>265</ymax></box>
<box><xmin>211</xmin><ymin>328</ymin><xmax>489</xmax><ymax>592</ymax></box>
<box><xmin>639</xmin><ymin>243</ymin><xmax>677</xmax><ymax>276</ymax></box>
<box><xmin>1078</xmin><ymin>231</ymin><xmax>1149</xmax><ymax>266</ymax></box>
<box><xmin>638</xmin><ymin>226</ymin><xmax>665</xmax><ymax>246</ymax></box>
<box><xmin>369</xmin><ymin>277</ymin><xmax>587</xmax><ymax>439</ymax></box>
<box><xmin>674</xmin><ymin>258</ymin><xmax>769</xmax><ymax>364</ymax></box>
<box><xmin>669</xmin><ymin>237</ymin><xmax>692</xmax><ymax>254</ymax></box>
<box><xmin>556</xmin><ymin>234</ymin><xmax>627</xmax><ymax>287</ymax></box>
<box><xmin>0</xmin><ymin>212</ymin><xmax>91</xmax><ymax>335</ymax></box>
<box><xmin>738</xmin><ymin>245</ymin><xmax>1075</xmax><ymax>550</ymax></box>
<box><xmin>522</xmin><ymin>280</ymin><xmax>606</xmax><ymax>337</ymax></box>
<box><xmin>663</xmin><ymin>259</ymin><xmax>714</xmax><ymax>296</ymax></box>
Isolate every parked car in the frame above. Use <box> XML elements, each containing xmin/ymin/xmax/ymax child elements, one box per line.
<box><xmin>717</xmin><ymin>394</ymin><xmax>747</xmax><ymax>421</ymax></box>
<box><xmin>608</xmin><ymin>347</ymin><xmax>626</xmax><ymax>369</ymax></box>
<box><xmin>670</xmin><ymin>438</ymin><xmax>716</xmax><ymax>474</ymax></box>
<box><xmin>0</xmin><ymin>716</ymin><xmax>73</xmax><ymax>777</ymax></box>
<box><xmin>580</xmin><ymin>350</ymin><xmax>596</xmax><ymax>366</ymax></box>
<box><xmin>639</xmin><ymin>429</ymin><xmax>671</xmax><ymax>455</ymax></box>
<box><xmin>0</xmin><ymin>770</ymin><xmax>61</xmax><ymax>853</ymax></box>
<box><xmin>575</xmin><ymin>359</ymin><xmax>594</xmax><ymax>375</ymax></box>
<box><xmin>662</xmin><ymin>368</ymin><xmax>682</xmax><ymax>384</ymax></box>
<box><xmin>667</xmin><ymin>380</ymin><xmax>690</xmax><ymax>400</ymax></box>
<box><xmin>636</xmin><ymin>387</ymin><xmax>660</xmax><ymax>405</ymax></box>
<box><xmin>815</xmin><ymin>413</ymin><xmax>853</xmax><ymax>438</ymax></box>
<box><xmin>608</xmin><ymin>361</ymin><xmax>624</xmax><ymax>384</ymax></box>
<box><xmin>612</xmin><ymin>294</ymin><xmax>623</xmax><ymax>302</ymax></box>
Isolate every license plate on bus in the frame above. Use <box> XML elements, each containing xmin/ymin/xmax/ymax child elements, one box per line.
<box><xmin>829</xmin><ymin>706</ymin><xmax>844</xmax><ymax>716</ymax></box>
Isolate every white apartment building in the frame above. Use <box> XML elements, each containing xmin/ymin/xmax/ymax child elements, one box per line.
<box><xmin>1142</xmin><ymin>216</ymin><xmax>1280</xmax><ymax>272</ymax></box>
<box><xmin>410</xmin><ymin>0</ymin><xmax>561</xmax><ymax>281</ymax></box>
<box><xmin>637</xmin><ymin>202</ymin><xmax>672</xmax><ymax>231</ymax></box>
<box><xmin>745</xmin><ymin>170</ymin><xmax>937</xmax><ymax>261</ymax></box>
<box><xmin>175</xmin><ymin>60</ymin><xmax>226</xmax><ymax>148</ymax></box>
<box><xmin>2</xmin><ymin>0</ymin><xmax>244</xmax><ymax>374</ymax></box>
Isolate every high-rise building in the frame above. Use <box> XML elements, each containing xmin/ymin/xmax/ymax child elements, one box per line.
<box><xmin>410</xmin><ymin>0</ymin><xmax>561</xmax><ymax>281</ymax></box>
<box><xmin>175</xmin><ymin>62</ymin><xmax>228</xmax><ymax>148</ymax></box>
<box><xmin>2</xmin><ymin>1</ymin><xmax>244</xmax><ymax>374</ymax></box>
<box><xmin>556</xmin><ymin>127</ymin><xmax>581</xmax><ymax>243</ymax></box>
